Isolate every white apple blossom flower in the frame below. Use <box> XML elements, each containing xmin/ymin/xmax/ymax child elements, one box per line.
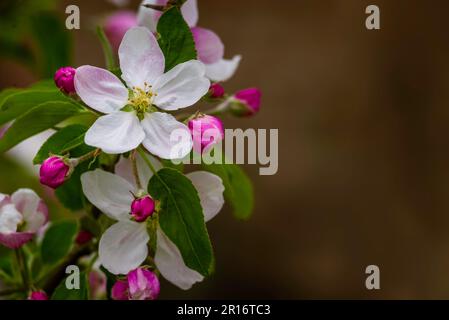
<box><xmin>0</xmin><ymin>189</ymin><xmax>48</xmax><ymax>249</ymax></box>
<box><xmin>80</xmin><ymin>154</ymin><xmax>224</xmax><ymax>289</ymax></box>
<box><xmin>137</xmin><ymin>0</ymin><xmax>241</xmax><ymax>82</ymax></box>
<box><xmin>74</xmin><ymin>26</ymin><xmax>210</xmax><ymax>158</ymax></box>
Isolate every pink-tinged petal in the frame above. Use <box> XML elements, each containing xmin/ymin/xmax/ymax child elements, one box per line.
<box><xmin>85</xmin><ymin>112</ymin><xmax>145</xmax><ymax>154</ymax></box>
<box><xmin>191</xmin><ymin>27</ymin><xmax>224</xmax><ymax>64</ymax></box>
<box><xmin>0</xmin><ymin>232</ymin><xmax>34</xmax><ymax>249</ymax></box>
<box><xmin>186</xmin><ymin>171</ymin><xmax>224</xmax><ymax>222</ymax></box>
<box><xmin>153</xmin><ymin>60</ymin><xmax>210</xmax><ymax>111</ymax></box>
<box><xmin>155</xmin><ymin>228</ymin><xmax>203</xmax><ymax>290</ymax></box>
<box><xmin>11</xmin><ymin>189</ymin><xmax>47</xmax><ymax>232</ymax></box>
<box><xmin>205</xmin><ymin>55</ymin><xmax>242</xmax><ymax>82</ymax></box>
<box><xmin>0</xmin><ymin>204</ymin><xmax>22</xmax><ymax>234</ymax></box>
<box><xmin>74</xmin><ymin>66</ymin><xmax>128</xmax><ymax>114</ymax></box>
<box><xmin>115</xmin><ymin>153</ymin><xmax>162</xmax><ymax>188</ymax></box>
<box><xmin>181</xmin><ymin>0</ymin><xmax>199</xmax><ymax>27</ymax></box>
<box><xmin>81</xmin><ymin>169</ymin><xmax>135</xmax><ymax>221</ymax></box>
<box><xmin>119</xmin><ymin>27</ymin><xmax>165</xmax><ymax>89</ymax></box>
<box><xmin>137</xmin><ymin>0</ymin><xmax>165</xmax><ymax>33</ymax></box>
<box><xmin>127</xmin><ymin>268</ymin><xmax>160</xmax><ymax>300</ymax></box>
<box><xmin>141</xmin><ymin>112</ymin><xmax>192</xmax><ymax>160</ymax></box>
<box><xmin>111</xmin><ymin>279</ymin><xmax>129</xmax><ymax>300</ymax></box>
<box><xmin>137</xmin><ymin>0</ymin><xmax>196</xmax><ymax>31</ymax></box>
<box><xmin>104</xmin><ymin>11</ymin><xmax>138</xmax><ymax>52</ymax></box>
<box><xmin>0</xmin><ymin>194</ymin><xmax>11</xmax><ymax>208</ymax></box>
<box><xmin>99</xmin><ymin>221</ymin><xmax>149</xmax><ymax>275</ymax></box>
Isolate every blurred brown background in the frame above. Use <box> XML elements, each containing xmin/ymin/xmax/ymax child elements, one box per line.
<box><xmin>3</xmin><ymin>0</ymin><xmax>449</xmax><ymax>299</ymax></box>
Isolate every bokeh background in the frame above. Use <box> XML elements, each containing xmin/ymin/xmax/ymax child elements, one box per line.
<box><xmin>2</xmin><ymin>0</ymin><xmax>449</xmax><ymax>299</ymax></box>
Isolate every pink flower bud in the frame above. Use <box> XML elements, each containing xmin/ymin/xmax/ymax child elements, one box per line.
<box><xmin>127</xmin><ymin>268</ymin><xmax>160</xmax><ymax>300</ymax></box>
<box><xmin>75</xmin><ymin>230</ymin><xmax>93</xmax><ymax>245</ymax></box>
<box><xmin>54</xmin><ymin>67</ymin><xmax>76</xmax><ymax>94</ymax></box>
<box><xmin>232</xmin><ymin>88</ymin><xmax>262</xmax><ymax>116</ymax></box>
<box><xmin>188</xmin><ymin>115</ymin><xmax>224</xmax><ymax>153</ymax></box>
<box><xmin>28</xmin><ymin>291</ymin><xmax>48</xmax><ymax>300</ymax></box>
<box><xmin>104</xmin><ymin>11</ymin><xmax>138</xmax><ymax>52</ymax></box>
<box><xmin>39</xmin><ymin>156</ymin><xmax>70</xmax><ymax>189</ymax></box>
<box><xmin>130</xmin><ymin>196</ymin><xmax>155</xmax><ymax>222</ymax></box>
<box><xmin>209</xmin><ymin>83</ymin><xmax>225</xmax><ymax>98</ymax></box>
<box><xmin>111</xmin><ymin>279</ymin><xmax>129</xmax><ymax>300</ymax></box>
<box><xmin>111</xmin><ymin>268</ymin><xmax>160</xmax><ymax>300</ymax></box>
<box><xmin>89</xmin><ymin>270</ymin><xmax>107</xmax><ymax>299</ymax></box>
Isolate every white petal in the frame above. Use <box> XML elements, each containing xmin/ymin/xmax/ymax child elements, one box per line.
<box><xmin>99</xmin><ymin>221</ymin><xmax>149</xmax><ymax>275</ymax></box>
<box><xmin>181</xmin><ymin>0</ymin><xmax>198</xmax><ymax>27</ymax></box>
<box><xmin>81</xmin><ymin>169</ymin><xmax>135</xmax><ymax>221</ymax></box>
<box><xmin>137</xmin><ymin>0</ymin><xmax>161</xmax><ymax>33</ymax></box>
<box><xmin>0</xmin><ymin>204</ymin><xmax>22</xmax><ymax>234</ymax></box>
<box><xmin>186</xmin><ymin>171</ymin><xmax>224</xmax><ymax>222</ymax></box>
<box><xmin>205</xmin><ymin>55</ymin><xmax>242</xmax><ymax>82</ymax></box>
<box><xmin>141</xmin><ymin>112</ymin><xmax>192</xmax><ymax>160</ymax></box>
<box><xmin>74</xmin><ymin>66</ymin><xmax>128</xmax><ymax>113</ymax></box>
<box><xmin>85</xmin><ymin>111</ymin><xmax>145</xmax><ymax>154</ymax></box>
<box><xmin>11</xmin><ymin>189</ymin><xmax>47</xmax><ymax>232</ymax></box>
<box><xmin>153</xmin><ymin>60</ymin><xmax>210</xmax><ymax>111</ymax></box>
<box><xmin>115</xmin><ymin>153</ymin><xmax>162</xmax><ymax>188</ymax></box>
<box><xmin>155</xmin><ymin>228</ymin><xmax>203</xmax><ymax>290</ymax></box>
<box><xmin>119</xmin><ymin>27</ymin><xmax>165</xmax><ymax>88</ymax></box>
<box><xmin>137</xmin><ymin>0</ymin><xmax>197</xmax><ymax>32</ymax></box>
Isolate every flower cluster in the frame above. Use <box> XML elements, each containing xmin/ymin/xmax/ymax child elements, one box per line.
<box><xmin>0</xmin><ymin>0</ymin><xmax>261</xmax><ymax>300</ymax></box>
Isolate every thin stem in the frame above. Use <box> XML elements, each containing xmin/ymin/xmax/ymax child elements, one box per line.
<box><xmin>15</xmin><ymin>248</ymin><xmax>30</xmax><ymax>291</ymax></box>
<box><xmin>96</xmin><ymin>26</ymin><xmax>116</xmax><ymax>70</ymax></box>
<box><xmin>137</xmin><ymin>147</ymin><xmax>158</xmax><ymax>175</ymax></box>
<box><xmin>131</xmin><ymin>150</ymin><xmax>143</xmax><ymax>189</ymax></box>
<box><xmin>74</xmin><ymin>149</ymin><xmax>100</xmax><ymax>165</ymax></box>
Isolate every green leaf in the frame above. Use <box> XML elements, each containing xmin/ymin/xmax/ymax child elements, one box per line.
<box><xmin>157</xmin><ymin>7</ymin><xmax>197</xmax><ymax>71</ymax></box>
<box><xmin>0</xmin><ymin>89</ymin><xmax>68</xmax><ymax>126</ymax></box>
<box><xmin>0</xmin><ymin>101</ymin><xmax>83</xmax><ymax>153</ymax></box>
<box><xmin>41</xmin><ymin>220</ymin><xmax>78</xmax><ymax>266</ymax></box>
<box><xmin>148</xmin><ymin>168</ymin><xmax>213</xmax><ymax>276</ymax></box>
<box><xmin>202</xmin><ymin>163</ymin><xmax>254</xmax><ymax>220</ymax></box>
<box><xmin>30</xmin><ymin>12</ymin><xmax>72</xmax><ymax>78</ymax></box>
<box><xmin>33</xmin><ymin>124</ymin><xmax>92</xmax><ymax>164</ymax></box>
<box><xmin>51</xmin><ymin>271</ymin><xmax>88</xmax><ymax>300</ymax></box>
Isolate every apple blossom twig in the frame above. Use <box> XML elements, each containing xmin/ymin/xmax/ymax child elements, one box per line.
<box><xmin>15</xmin><ymin>248</ymin><xmax>30</xmax><ymax>291</ymax></box>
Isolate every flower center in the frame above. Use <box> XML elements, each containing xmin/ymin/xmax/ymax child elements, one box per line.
<box><xmin>129</xmin><ymin>82</ymin><xmax>157</xmax><ymax>118</ymax></box>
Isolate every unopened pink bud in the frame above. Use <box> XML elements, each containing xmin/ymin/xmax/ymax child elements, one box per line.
<box><xmin>54</xmin><ymin>67</ymin><xmax>76</xmax><ymax>94</ymax></box>
<box><xmin>111</xmin><ymin>279</ymin><xmax>129</xmax><ymax>300</ymax></box>
<box><xmin>104</xmin><ymin>11</ymin><xmax>138</xmax><ymax>52</ymax></box>
<box><xmin>131</xmin><ymin>196</ymin><xmax>155</xmax><ymax>222</ymax></box>
<box><xmin>209</xmin><ymin>83</ymin><xmax>225</xmax><ymax>98</ymax></box>
<box><xmin>127</xmin><ymin>268</ymin><xmax>160</xmax><ymax>300</ymax></box>
<box><xmin>75</xmin><ymin>230</ymin><xmax>93</xmax><ymax>245</ymax></box>
<box><xmin>39</xmin><ymin>156</ymin><xmax>70</xmax><ymax>189</ymax></box>
<box><xmin>232</xmin><ymin>88</ymin><xmax>262</xmax><ymax>116</ymax></box>
<box><xmin>188</xmin><ymin>115</ymin><xmax>224</xmax><ymax>153</ymax></box>
<box><xmin>111</xmin><ymin>268</ymin><xmax>160</xmax><ymax>300</ymax></box>
<box><xmin>28</xmin><ymin>291</ymin><xmax>48</xmax><ymax>300</ymax></box>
